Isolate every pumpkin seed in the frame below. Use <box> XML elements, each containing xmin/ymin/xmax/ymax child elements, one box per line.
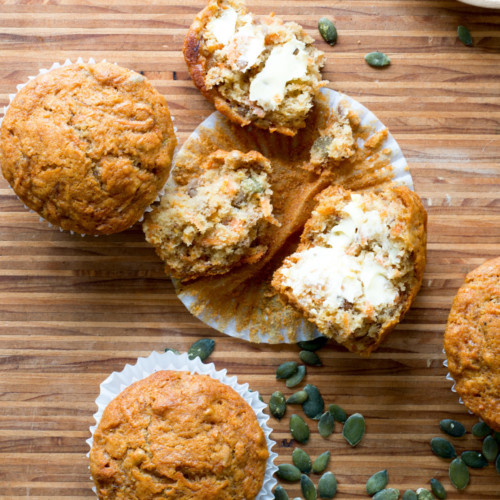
<box><xmin>457</xmin><ymin>25</ymin><xmax>473</xmax><ymax>47</ymax></box>
<box><xmin>301</xmin><ymin>474</ymin><xmax>317</xmax><ymax>500</ymax></box>
<box><xmin>277</xmin><ymin>463</ymin><xmax>302</xmax><ymax>482</ymax></box>
<box><xmin>496</xmin><ymin>454</ymin><xmax>500</xmax><ymax>475</ymax></box>
<box><xmin>439</xmin><ymin>419</ymin><xmax>465</xmax><ymax>438</ymax></box>
<box><xmin>277</xmin><ymin>361</ymin><xmax>299</xmax><ymax>379</ymax></box>
<box><xmin>269</xmin><ymin>391</ymin><xmax>287</xmax><ymax>420</ymax></box>
<box><xmin>290</xmin><ymin>414</ymin><xmax>310</xmax><ymax>444</ymax></box>
<box><xmin>299</xmin><ymin>350</ymin><xmax>323</xmax><ymax>366</ymax></box>
<box><xmin>430</xmin><ymin>478</ymin><xmax>446</xmax><ymax>499</ymax></box>
<box><xmin>287</xmin><ymin>390</ymin><xmax>309</xmax><ymax>405</ymax></box>
<box><xmin>483</xmin><ymin>435</ymin><xmax>499</xmax><ymax>462</ymax></box>
<box><xmin>366</xmin><ymin>469</ymin><xmax>388</xmax><ymax>495</ymax></box>
<box><xmin>402</xmin><ymin>491</ymin><xmax>418</xmax><ymax>500</ymax></box>
<box><xmin>298</xmin><ymin>336</ymin><xmax>328</xmax><ymax>351</ymax></box>
<box><xmin>449</xmin><ymin>457</ymin><xmax>469</xmax><ymax>490</ymax></box>
<box><xmin>318</xmin><ymin>471</ymin><xmax>337</xmax><ymax>499</ymax></box>
<box><xmin>286</xmin><ymin>365</ymin><xmax>306</xmax><ymax>388</ymax></box>
<box><xmin>430</xmin><ymin>437</ymin><xmax>456</xmax><ymax>459</ymax></box>
<box><xmin>312</xmin><ymin>451</ymin><xmax>331</xmax><ymax>474</ymax></box>
<box><xmin>318</xmin><ymin>411</ymin><xmax>335</xmax><ymax>438</ymax></box>
<box><xmin>461</xmin><ymin>450</ymin><xmax>488</xmax><ymax>468</ymax></box>
<box><xmin>328</xmin><ymin>404</ymin><xmax>347</xmax><ymax>423</ymax></box>
<box><xmin>472</xmin><ymin>421</ymin><xmax>491</xmax><ymax>438</ymax></box>
<box><xmin>364</xmin><ymin>51</ymin><xmax>391</xmax><ymax>68</ymax></box>
<box><xmin>494</xmin><ymin>431</ymin><xmax>500</xmax><ymax>444</ymax></box>
<box><xmin>343</xmin><ymin>413</ymin><xmax>365</xmax><ymax>447</ymax></box>
<box><xmin>416</xmin><ymin>488</ymin><xmax>435</xmax><ymax>500</ymax></box>
<box><xmin>164</xmin><ymin>347</ymin><xmax>180</xmax><ymax>355</ymax></box>
<box><xmin>318</xmin><ymin>17</ymin><xmax>337</xmax><ymax>47</ymax></box>
<box><xmin>303</xmin><ymin>384</ymin><xmax>325</xmax><ymax>419</ymax></box>
<box><xmin>372</xmin><ymin>488</ymin><xmax>400</xmax><ymax>500</ymax></box>
<box><xmin>292</xmin><ymin>447</ymin><xmax>312</xmax><ymax>474</ymax></box>
<box><xmin>187</xmin><ymin>338</ymin><xmax>214</xmax><ymax>360</ymax></box>
<box><xmin>274</xmin><ymin>485</ymin><xmax>290</xmax><ymax>500</ymax></box>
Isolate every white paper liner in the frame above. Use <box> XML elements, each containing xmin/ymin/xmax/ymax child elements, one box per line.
<box><xmin>443</xmin><ymin>351</ymin><xmax>474</xmax><ymax>414</ymax></box>
<box><xmin>86</xmin><ymin>350</ymin><xmax>277</xmax><ymax>499</ymax></box>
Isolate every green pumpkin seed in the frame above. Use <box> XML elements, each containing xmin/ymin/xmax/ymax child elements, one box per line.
<box><xmin>301</xmin><ymin>474</ymin><xmax>317</xmax><ymax>500</ymax></box>
<box><xmin>290</xmin><ymin>414</ymin><xmax>310</xmax><ymax>444</ymax></box>
<box><xmin>372</xmin><ymin>488</ymin><xmax>400</xmax><ymax>500</ymax></box>
<box><xmin>457</xmin><ymin>25</ymin><xmax>473</xmax><ymax>47</ymax></box>
<box><xmin>328</xmin><ymin>404</ymin><xmax>347</xmax><ymax>423</ymax></box>
<box><xmin>416</xmin><ymin>488</ymin><xmax>435</xmax><ymax>500</ymax></box>
<box><xmin>287</xmin><ymin>390</ymin><xmax>309</xmax><ymax>405</ymax></box>
<box><xmin>303</xmin><ymin>384</ymin><xmax>325</xmax><ymax>419</ymax></box>
<box><xmin>439</xmin><ymin>419</ymin><xmax>466</xmax><ymax>438</ymax></box>
<box><xmin>187</xmin><ymin>338</ymin><xmax>215</xmax><ymax>360</ymax></box>
<box><xmin>164</xmin><ymin>347</ymin><xmax>180</xmax><ymax>355</ymax></box>
<box><xmin>461</xmin><ymin>450</ymin><xmax>488</xmax><ymax>468</ymax></box>
<box><xmin>269</xmin><ymin>391</ymin><xmax>286</xmax><ymax>420</ymax></box>
<box><xmin>312</xmin><ymin>451</ymin><xmax>331</xmax><ymax>474</ymax></box>
<box><xmin>274</xmin><ymin>485</ymin><xmax>290</xmax><ymax>500</ymax></box>
<box><xmin>430</xmin><ymin>478</ymin><xmax>446</xmax><ymax>499</ymax></box>
<box><xmin>472</xmin><ymin>421</ymin><xmax>491</xmax><ymax>438</ymax></box>
<box><xmin>299</xmin><ymin>350</ymin><xmax>323</xmax><ymax>366</ymax></box>
<box><xmin>276</xmin><ymin>361</ymin><xmax>299</xmax><ymax>379</ymax></box>
<box><xmin>483</xmin><ymin>435</ymin><xmax>499</xmax><ymax>462</ymax></box>
<box><xmin>286</xmin><ymin>365</ymin><xmax>306</xmax><ymax>388</ymax></box>
<box><xmin>318</xmin><ymin>17</ymin><xmax>337</xmax><ymax>47</ymax></box>
<box><xmin>402</xmin><ymin>490</ymin><xmax>418</xmax><ymax>500</ymax></box>
<box><xmin>366</xmin><ymin>470</ymin><xmax>388</xmax><ymax>495</ymax></box>
<box><xmin>318</xmin><ymin>471</ymin><xmax>337</xmax><ymax>499</ymax></box>
<box><xmin>430</xmin><ymin>437</ymin><xmax>456</xmax><ymax>459</ymax></box>
<box><xmin>343</xmin><ymin>413</ymin><xmax>365</xmax><ymax>447</ymax></box>
<box><xmin>318</xmin><ymin>411</ymin><xmax>335</xmax><ymax>438</ymax></box>
<box><xmin>449</xmin><ymin>457</ymin><xmax>469</xmax><ymax>490</ymax></box>
<box><xmin>277</xmin><ymin>463</ymin><xmax>302</xmax><ymax>482</ymax></box>
<box><xmin>496</xmin><ymin>454</ymin><xmax>500</xmax><ymax>475</ymax></box>
<box><xmin>494</xmin><ymin>431</ymin><xmax>500</xmax><ymax>444</ymax></box>
<box><xmin>297</xmin><ymin>336</ymin><xmax>328</xmax><ymax>351</ymax></box>
<box><xmin>292</xmin><ymin>447</ymin><xmax>312</xmax><ymax>474</ymax></box>
<box><xmin>364</xmin><ymin>51</ymin><xmax>391</xmax><ymax>68</ymax></box>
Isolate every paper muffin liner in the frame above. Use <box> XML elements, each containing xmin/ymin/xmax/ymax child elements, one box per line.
<box><xmin>166</xmin><ymin>87</ymin><xmax>414</xmax><ymax>344</ymax></box>
<box><xmin>443</xmin><ymin>353</ymin><xmax>474</xmax><ymax>415</ymax></box>
<box><xmin>86</xmin><ymin>350</ymin><xmax>278</xmax><ymax>499</ymax></box>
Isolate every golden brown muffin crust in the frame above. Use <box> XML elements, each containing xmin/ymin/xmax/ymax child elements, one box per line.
<box><xmin>444</xmin><ymin>257</ymin><xmax>500</xmax><ymax>431</ymax></box>
<box><xmin>0</xmin><ymin>62</ymin><xmax>177</xmax><ymax>235</ymax></box>
<box><xmin>90</xmin><ymin>370</ymin><xmax>269</xmax><ymax>499</ymax></box>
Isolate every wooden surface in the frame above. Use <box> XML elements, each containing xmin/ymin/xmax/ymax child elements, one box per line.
<box><xmin>0</xmin><ymin>1</ymin><xmax>499</xmax><ymax>498</ymax></box>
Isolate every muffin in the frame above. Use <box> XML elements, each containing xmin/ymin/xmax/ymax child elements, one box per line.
<box><xmin>444</xmin><ymin>257</ymin><xmax>500</xmax><ymax>431</ymax></box>
<box><xmin>143</xmin><ymin>149</ymin><xmax>278</xmax><ymax>281</ymax></box>
<box><xmin>0</xmin><ymin>61</ymin><xmax>177</xmax><ymax>235</ymax></box>
<box><xmin>271</xmin><ymin>184</ymin><xmax>427</xmax><ymax>355</ymax></box>
<box><xmin>89</xmin><ymin>370</ymin><xmax>269</xmax><ymax>499</ymax></box>
<box><xmin>183</xmin><ymin>0</ymin><xmax>325</xmax><ymax>136</ymax></box>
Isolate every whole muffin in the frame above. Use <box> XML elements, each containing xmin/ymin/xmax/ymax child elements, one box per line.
<box><xmin>89</xmin><ymin>370</ymin><xmax>269</xmax><ymax>499</ymax></box>
<box><xmin>444</xmin><ymin>257</ymin><xmax>500</xmax><ymax>431</ymax></box>
<box><xmin>0</xmin><ymin>62</ymin><xmax>177</xmax><ymax>235</ymax></box>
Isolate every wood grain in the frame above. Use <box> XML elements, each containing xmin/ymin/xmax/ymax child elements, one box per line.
<box><xmin>0</xmin><ymin>0</ymin><xmax>499</xmax><ymax>498</ymax></box>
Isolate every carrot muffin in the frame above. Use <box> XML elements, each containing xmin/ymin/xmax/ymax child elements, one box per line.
<box><xmin>444</xmin><ymin>257</ymin><xmax>500</xmax><ymax>431</ymax></box>
<box><xmin>183</xmin><ymin>0</ymin><xmax>325</xmax><ymax>136</ymax></box>
<box><xmin>0</xmin><ymin>62</ymin><xmax>177</xmax><ymax>235</ymax></box>
<box><xmin>272</xmin><ymin>185</ymin><xmax>427</xmax><ymax>355</ymax></box>
<box><xmin>143</xmin><ymin>149</ymin><xmax>278</xmax><ymax>282</ymax></box>
<box><xmin>89</xmin><ymin>370</ymin><xmax>269</xmax><ymax>499</ymax></box>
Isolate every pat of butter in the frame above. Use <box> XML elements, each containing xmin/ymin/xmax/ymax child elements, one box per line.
<box><xmin>233</xmin><ymin>23</ymin><xmax>265</xmax><ymax>72</ymax></box>
<box><xmin>206</xmin><ymin>7</ymin><xmax>238</xmax><ymax>45</ymax></box>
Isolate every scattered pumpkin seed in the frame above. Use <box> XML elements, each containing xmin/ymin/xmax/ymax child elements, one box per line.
<box><xmin>364</xmin><ymin>51</ymin><xmax>391</xmax><ymax>68</ymax></box>
<box><xmin>287</xmin><ymin>390</ymin><xmax>309</xmax><ymax>405</ymax></box>
<box><xmin>312</xmin><ymin>451</ymin><xmax>331</xmax><ymax>474</ymax></box>
<box><xmin>318</xmin><ymin>471</ymin><xmax>337</xmax><ymax>498</ymax></box>
<box><xmin>187</xmin><ymin>338</ymin><xmax>214</xmax><ymax>361</ymax></box>
<box><xmin>274</xmin><ymin>485</ymin><xmax>290</xmax><ymax>500</ymax></box>
<box><xmin>290</xmin><ymin>414</ymin><xmax>310</xmax><ymax>444</ymax></box>
<box><xmin>277</xmin><ymin>361</ymin><xmax>299</xmax><ymax>379</ymax></box>
<box><xmin>483</xmin><ymin>435</ymin><xmax>499</xmax><ymax>462</ymax></box>
<box><xmin>496</xmin><ymin>454</ymin><xmax>500</xmax><ymax>475</ymax></box>
<box><xmin>328</xmin><ymin>404</ymin><xmax>347</xmax><ymax>423</ymax></box>
<box><xmin>286</xmin><ymin>365</ymin><xmax>306</xmax><ymax>388</ymax></box>
<box><xmin>457</xmin><ymin>25</ymin><xmax>473</xmax><ymax>47</ymax></box>
<box><xmin>164</xmin><ymin>347</ymin><xmax>180</xmax><ymax>355</ymax></box>
<box><xmin>292</xmin><ymin>447</ymin><xmax>312</xmax><ymax>474</ymax></box>
<box><xmin>430</xmin><ymin>437</ymin><xmax>456</xmax><ymax>459</ymax></box>
<box><xmin>416</xmin><ymin>488</ymin><xmax>435</xmax><ymax>500</ymax></box>
<box><xmin>402</xmin><ymin>490</ymin><xmax>418</xmax><ymax>500</ymax></box>
<box><xmin>366</xmin><ymin>470</ymin><xmax>388</xmax><ymax>495</ymax></box>
<box><xmin>269</xmin><ymin>391</ymin><xmax>287</xmax><ymax>420</ymax></box>
<box><xmin>318</xmin><ymin>411</ymin><xmax>335</xmax><ymax>438</ymax></box>
<box><xmin>303</xmin><ymin>384</ymin><xmax>325</xmax><ymax>419</ymax></box>
<box><xmin>430</xmin><ymin>478</ymin><xmax>446</xmax><ymax>499</ymax></box>
<box><xmin>277</xmin><ymin>463</ymin><xmax>302</xmax><ymax>482</ymax></box>
<box><xmin>494</xmin><ymin>431</ymin><xmax>500</xmax><ymax>444</ymax></box>
<box><xmin>449</xmin><ymin>457</ymin><xmax>469</xmax><ymax>490</ymax></box>
<box><xmin>318</xmin><ymin>17</ymin><xmax>337</xmax><ymax>47</ymax></box>
<box><xmin>472</xmin><ymin>421</ymin><xmax>491</xmax><ymax>438</ymax></box>
<box><xmin>298</xmin><ymin>336</ymin><xmax>328</xmax><ymax>351</ymax></box>
<box><xmin>299</xmin><ymin>350</ymin><xmax>323</xmax><ymax>366</ymax></box>
<box><xmin>301</xmin><ymin>474</ymin><xmax>317</xmax><ymax>500</ymax></box>
<box><xmin>461</xmin><ymin>450</ymin><xmax>488</xmax><ymax>468</ymax></box>
<box><xmin>343</xmin><ymin>413</ymin><xmax>365</xmax><ymax>447</ymax></box>
<box><xmin>372</xmin><ymin>488</ymin><xmax>400</xmax><ymax>500</ymax></box>
<box><xmin>439</xmin><ymin>419</ymin><xmax>466</xmax><ymax>438</ymax></box>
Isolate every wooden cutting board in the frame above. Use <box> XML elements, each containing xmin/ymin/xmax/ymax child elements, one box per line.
<box><xmin>0</xmin><ymin>1</ymin><xmax>499</xmax><ymax>498</ymax></box>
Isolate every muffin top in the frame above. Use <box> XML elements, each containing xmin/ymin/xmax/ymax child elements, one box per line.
<box><xmin>0</xmin><ymin>62</ymin><xmax>177</xmax><ymax>235</ymax></box>
<box><xmin>89</xmin><ymin>370</ymin><xmax>269</xmax><ymax>500</ymax></box>
<box><xmin>444</xmin><ymin>257</ymin><xmax>500</xmax><ymax>431</ymax></box>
